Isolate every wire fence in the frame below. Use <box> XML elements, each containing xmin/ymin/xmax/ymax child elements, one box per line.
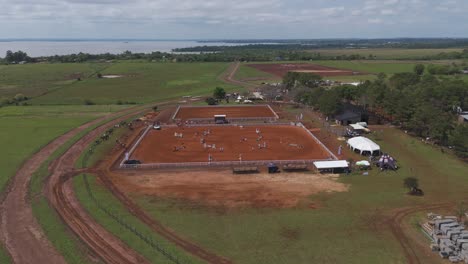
<box><xmin>82</xmin><ymin>142</ymin><xmax>184</xmax><ymax>264</ymax></box>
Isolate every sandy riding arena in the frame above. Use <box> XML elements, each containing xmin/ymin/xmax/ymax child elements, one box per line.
<box><xmin>130</xmin><ymin>125</ymin><xmax>331</xmax><ymax>164</ymax></box>
<box><xmin>173</xmin><ymin>105</ymin><xmax>278</xmax><ymax>121</ymax></box>
<box><xmin>248</xmin><ymin>63</ymin><xmax>360</xmax><ymax>77</ymax></box>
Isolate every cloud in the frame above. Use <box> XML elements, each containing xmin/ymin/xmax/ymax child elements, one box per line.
<box><xmin>0</xmin><ymin>0</ymin><xmax>467</xmax><ymax>38</ymax></box>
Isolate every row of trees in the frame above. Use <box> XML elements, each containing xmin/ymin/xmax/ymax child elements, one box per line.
<box><xmin>4</xmin><ymin>48</ymin><xmax>468</xmax><ymax>64</ymax></box>
<box><xmin>289</xmin><ymin>65</ymin><xmax>468</xmax><ymax>158</ymax></box>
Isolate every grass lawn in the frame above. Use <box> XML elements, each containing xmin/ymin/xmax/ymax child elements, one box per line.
<box><xmin>130</xmin><ymin>126</ymin><xmax>468</xmax><ymax>264</ymax></box>
<box><xmin>308</xmin><ymin>48</ymin><xmax>465</xmax><ymax>60</ymax></box>
<box><xmin>30</xmin><ymin>62</ymin><xmax>241</xmax><ymax>105</ymax></box>
<box><xmin>0</xmin><ymin>248</ymin><xmax>10</xmax><ymax>264</ymax></box>
<box><xmin>0</xmin><ymin>106</ymin><xmax>107</xmax><ymax>193</ymax></box>
<box><xmin>0</xmin><ymin>63</ymin><xmax>107</xmax><ymax>100</ymax></box>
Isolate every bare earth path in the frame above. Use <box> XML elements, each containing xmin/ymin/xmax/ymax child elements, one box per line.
<box><xmin>0</xmin><ymin>106</ymin><xmax>141</xmax><ymax>264</ymax></box>
<box><xmin>46</xmin><ymin>110</ymin><xmax>152</xmax><ymax>264</ymax></box>
<box><xmin>220</xmin><ymin>62</ymin><xmax>257</xmax><ymax>91</ymax></box>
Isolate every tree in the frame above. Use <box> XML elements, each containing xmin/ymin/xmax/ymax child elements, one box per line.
<box><xmin>449</xmin><ymin>124</ymin><xmax>468</xmax><ymax>158</ymax></box>
<box><xmin>152</xmin><ymin>105</ymin><xmax>158</xmax><ymax>112</ymax></box>
<box><xmin>213</xmin><ymin>87</ymin><xmax>226</xmax><ymax>99</ymax></box>
<box><xmin>317</xmin><ymin>90</ymin><xmax>342</xmax><ymax>116</ymax></box>
<box><xmin>403</xmin><ymin>177</ymin><xmax>419</xmax><ymax>190</ymax></box>
<box><xmin>389</xmin><ymin>72</ymin><xmax>420</xmax><ymax>90</ymax></box>
<box><xmin>414</xmin><ymin>64</ymin><xmax>425</xmax><ymax>76</ymax></box>
<box><xmin>205</xmin><ymin>97</ymin><xmax>218</xmax><ymax>105</ymax></box>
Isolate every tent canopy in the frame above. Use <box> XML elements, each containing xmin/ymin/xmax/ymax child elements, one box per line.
<box><xmin>347</xmin><ymin>136</ymin><xmax>380</xmax><ymax>154</ymax></box>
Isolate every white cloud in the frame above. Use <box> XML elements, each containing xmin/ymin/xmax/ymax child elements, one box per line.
<box><xmin>0</xmin><ymin>0</ymin><xmax>467</xmax><ymax>38</ymax></box>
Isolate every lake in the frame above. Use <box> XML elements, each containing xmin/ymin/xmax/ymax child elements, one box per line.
<box><xmin>0</xmin><ymin>40</ymin><xmax>242</xmax><ymax>57</ymax></box>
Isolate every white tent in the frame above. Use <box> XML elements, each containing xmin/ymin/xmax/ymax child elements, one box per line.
<box><xmin>347</xmin><ymin>136</ymin><xmax>380</xmax><ymax>155</ymax></box>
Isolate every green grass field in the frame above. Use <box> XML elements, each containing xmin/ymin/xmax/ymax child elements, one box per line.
<box><xmin>308</xmin><ymin>48</ymin><xmax>465</xmax><ymax>60</ymax></box>
<box><xmin>129</xmin><ymin>126</ymin><xmax>468</xmax><ymax>264</ymax></box>
<box><xmin>0</xmin><ymin>106</ymin><xmax>117</xmax><ymax>192</ymax></box>
<box><xmin>29</xmin><ymin>62</ymin><xmax>240</xmax><ymax>105</ymax></box>
<box><xmin>0</xmin><ymin>63</ymin><xmax>106</xmax><ymax>100</ymax></box>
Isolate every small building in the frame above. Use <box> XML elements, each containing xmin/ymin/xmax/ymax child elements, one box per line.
<box><xmin>335</xmin><ymin>110</ymin><xmax>362</xmax><ymax>125</ymax></box>
<box><xmin>313</xmin><ymin>160</ymin><xmax>349</xmax><ymax>173</ymax></box>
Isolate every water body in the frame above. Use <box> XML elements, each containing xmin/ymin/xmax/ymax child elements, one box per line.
<box><xmin>0</xmin><ymin>40</ymin><xmax>245</xmax><ymax>57</ymax></box>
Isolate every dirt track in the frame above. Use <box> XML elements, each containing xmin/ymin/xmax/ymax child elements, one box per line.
<box><xmin>45</xmin><ymin>109</ymin><xmax>152</xmax><ymax>264</ymax></box>
<box><xmin>0</xmin><ymin>105</ymin><xmax>147</xmax><ymax>264</ymax></box>
<box><xmin>219</xmin><ymin>62</ymin><xmax>257</xmax><ymax>90</ymax></box>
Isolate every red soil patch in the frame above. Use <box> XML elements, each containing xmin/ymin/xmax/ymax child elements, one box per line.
<box><xmin>174</xmin><ymin>105</ymin><xmax>277</xmax><ymax>120</ymax></box>
<box><xmin>248</xmin><ymin>63</ymin><xmax>360</xmax><ymax>77</ymax></box>
<box><xmin>110</xmin><ymin>169</ymin><xmax>348</xmax><ymax>208</ymax></box>
<box><xmin>131</xmin><ymin>125</ymin><xmax>331</xmax><ymax>163</ymax></box>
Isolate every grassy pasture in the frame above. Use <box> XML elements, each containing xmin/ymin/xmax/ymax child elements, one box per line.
<box><xmin>0</xmin><ymin>63</ymin><xmax>106</xmax><ymax>99</ymax></box>
<box><xmin>129</xmin><ymin>126</ymin><xmax>468</xmax><ymax>264</ymax></box>
<box><xmin>308</xmin><ymin>48</ymin><xmax>465</xmax><ymax>60</ymax></box>
<box><xmin>0</xmin><ymin>106</ymin><xmax>111</xmax><ymax>193</ymax></box>
<box><xmin>30</xmin><ymin>62</ymin><xmax>240</xmax><ymax>105</ymax></box>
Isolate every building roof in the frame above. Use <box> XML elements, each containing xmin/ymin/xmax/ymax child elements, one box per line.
<box><xmin>349</xmin><ymin>124</ymin><xmax>366</xmax><ymax>130</ymax></box>
<box><xmin>313</xmin><ymin>160</ymin><xmax>349</xmax><ymax>169</ymax></box>
<box><xmin>335</xmin><ymin>110</ymin><xmax>361</xmax><ymax>121</ymax></box>
<box><xmin>347</xmin><ymin>136</ymin><xmax>380</xmax><ymax>152</ymax></box>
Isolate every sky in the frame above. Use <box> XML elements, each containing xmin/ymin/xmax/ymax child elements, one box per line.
<box><xmin>0</xmin><ymin>0</ymin><xmax>467</xmax><ymax>39</ymax></box>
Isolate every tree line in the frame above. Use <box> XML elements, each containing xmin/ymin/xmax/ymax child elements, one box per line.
<box><xmin>288</xmin><ymin>66</ymin><xmax>468</xmax><ymax>159</ymax></box>
<box><xmin>4</xmin><ymin>48</ymin><xmax>468</xmax><ymax>65</ymax></box>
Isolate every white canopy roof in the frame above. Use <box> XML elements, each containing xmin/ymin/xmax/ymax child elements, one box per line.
<box><xmin>347</xmin><ymin>136</ymin><xmax>380</xmax><ymax>153</ymax></box>
<box><xmin>349</xmin><ymin>124</ymin><xmax>366</xmax><ymax>130</ymax></box>
<box><xmin>314</xmin><ymin>160</ymin><xmax>349</xmax><ymax>169</ymax></box>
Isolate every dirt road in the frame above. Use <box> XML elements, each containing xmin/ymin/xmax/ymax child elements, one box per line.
<box><xmin>0</xmin><ymin>105</ymin><xmax>143</xmax><ymax>264</ymax></box>
<box><xmin>220</xmin><ymin>62</ymin><xmax>257</xmax><ymax>90</ymax></box>
<box><xmin>45</xmin><ymin>108</ymin><xmax>153</xmax><ymax>264</ymax></box>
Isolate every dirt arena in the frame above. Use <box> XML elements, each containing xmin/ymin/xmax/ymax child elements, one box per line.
<box><xmin>130</xmin><ymin>125</ymin><xmax>331</xmax><ymax>164</ymax></box>
<box><xmin>173</xmin><ymin>105</ymin><xmax>277</xmax><ymax>120</ymax></box>
<box><xmin>110</xmin><ymin>170</ymin><xmax>348</xmax><ymax>208</ymax></box>
<box><xmin>248</xmin><ymin>63</ymin><xmax>360</xmax><ymax>77</ymax></box>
